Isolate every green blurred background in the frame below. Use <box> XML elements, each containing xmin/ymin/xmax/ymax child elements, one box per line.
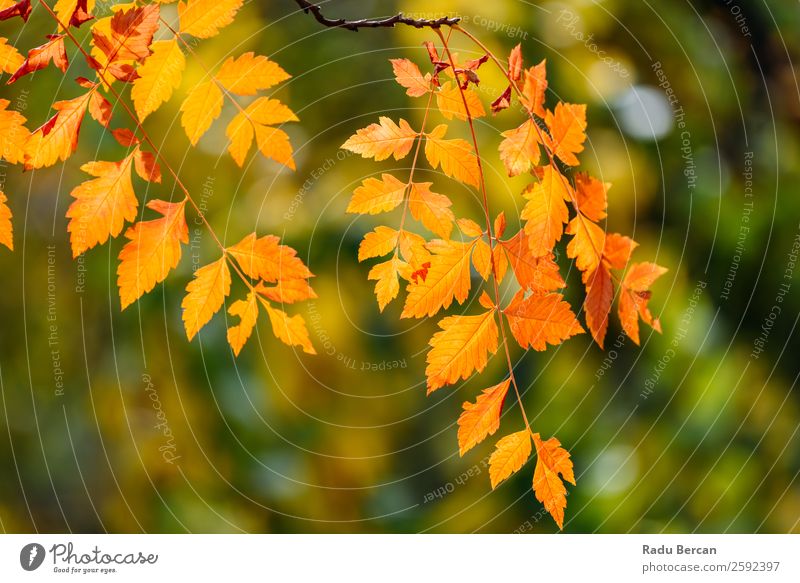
<box><xmin>1</xmin><ymin>0</ymin><xmax>799</xmax><ymax>533</ymax></box>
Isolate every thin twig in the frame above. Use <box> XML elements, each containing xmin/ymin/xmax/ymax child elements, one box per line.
<box><xmin>294</xmin><ymin>0</ymin><xmax>460</xmax><ymax>31</ymax></box>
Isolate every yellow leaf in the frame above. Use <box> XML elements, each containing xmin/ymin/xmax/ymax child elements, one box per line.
<box><xmin>489</xmin><ymin>430</ymin><xmax>532</xmax><ymax>489</ymax></box>
<box><xmin>227</xmin><ymin>98</ymin><xmax>298</xmax><ymax>167</ymax></box>
<box><xmin>256</xmin><ymin>278</ymin><xmax>316</xmax><ymax>305</ymax></box>
<box><xmin>242</xmin><ymin>97</ymin><xmax>297</xmax><ymax>125</ymax></box>
<box><xmin>358</xmin><ymin>226</ymin><xmax>398</xmax><ymax>261</ymax></box>
<box><xmin>566</xmin><ymin>214</ymin><xmax>605</xmax><ymax>273</ymax></box>
<box><xmin>457</xmin><ymin>218</ymin><xmax>483</xmax><ymax>238</ymax></box>
<box><xmin>341</xmin><ymin>117</ymin><xmax>417</xmax><ymax>162</ymax></box>
<box><xmin>0</xmin><ymin>98</ymin><xmax>29</xmax><ymax>165</ymax></box>
<box><xmin>520</xmin><ymin>60</ymin><xmax>547</xmax><ymax>117</ymax></box>
<box><xmin>228</xmin><ymin>232</ymin><xmax>313</xmax><ymax>282</ymax></box>
<box><xmin>424</xmin><ymin>124</ymin><xmax>480</xmax><ymax>187</ymax></box>
<box><xmin>503</xmin><ymin>290</ymin><xmax>584</xmax><ymax>351</ymax></box>
<box><xmin>131</xmin><ymin>39</ymin><xmax>186</xmax><ymax>121</ymax></box>
<box><xmin>532</xmin><ymin>433</ymin><xmax>575</xmax><ymax>529</ymax></box>
<box><xmin>471</xmin><ymin>238</ymin><xmax>492</xmax><ymax>280</ymax></box>
<box><xmin>401</xmin><ymin>239</ymin><xmax>474</xmax><ymax>319</ymax></box>
<box><xmin>215</xmin><ymin>52</ymin><xmax>290</xmax><ymax>95</ymax></box>
<box><xmin>24</xmin><ymin>92</ymin><xmax>90</xmax><ymax>170</ymax></box>
<box><xmin>180</xmin><ymin>80</ymin><xmax>223</xmax><ymax>145</ymax></box>
<box><xmin>225</xmin><ymin>113</ymin><xmax>254</xmax><ymax>167</ymax></box>
<box><xmin>0</xmin><ymin>191</ymin><xmax>12</xmax><ymax>250</ymax></box>
<box><xmin>264</xmin><ymin>303</ymin><xmax>316</xmax><ymax>354</ymax></box>
<box><xmin>254</xmin><ymin>125</ymin><xmax>295</xmax><ymax>169</ymax></box>
<box><xmin>347</xmin><ymin>174</ymin><xmax>406</xmax><ymax>215</ymax></box>
<box><xmin>521</xmin><ymin>164</ymin><xmax>570</xmax><ymax>256</ymax></box>
<box><xmin>66</xmin><ymin>154</ymin><xmax>138</xmax><ymax>258</ymax></box>
<box><xmin>178</xmin><ymin>0</ymin><xmax>243</xmax><ymax>38</ymax></box>
<box><xmin>408</xmin><ymin>182</ymin><xmax>454</xmax><ymax>239</ymax></box>
<box><xmin>499</xmin><ymin>119</ymin><xmax>541</xmax><ymax>177</ymax></box>
<box><xmin>435</xmin><ymin>82</ymin><xmax>485</xmax><ymax>121</ymax></box>
<box><xmin>425</xmin><ymin>309</ymin><xmax>498</xmax><ymax>393</ymax></box>
<box><xmin>0</xmin><ymin>37</ymin><xmax>23</xmax><ymax>75</ymax></box>
<box><xmin>545</xmin><ymin>102</ymin><xmax>587</xmax><ymax>167</ymax></box>
<box><xmin>368</xmin><ymin>257</ymin><xmax>404</xmax><ymax>312</ymax></box>
<box><xmin>457</xmin><ymin>378</ymin><xmax>510</xmax><ymax>456</ymax></box>
<box><xmin>182</xmin><ymin>257</ymin><xmax>231</xmax><ymax>340</ymax></box>
<box><xmin>389</xmin><ymin>58</ymin><xmax>430</xmax><ymax>97</ymax></box>
<box><xmin>227</xmin><ymin>292</ymin><xmax>258</xmax><ymax>356</ymax></box>
<box><xmin>117</xmin><ymin>199</ymin><xmax>188</xmax><ymax>309</ymax></box>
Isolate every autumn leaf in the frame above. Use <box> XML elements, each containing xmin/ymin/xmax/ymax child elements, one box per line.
<box><xmin>253</xmin><ymin>125</ymin><xmax>295</xmax><ymax>170</ymax></box>
<box><xmin>520</xmin><ymin>60</ymin><xmax>547</xmax><ymax>117</ymax></box>
<box><xmin>347</xmin><ymin>174</ymin><xmax>406</xmax><ymax>215</ymax></box>
<box><xmin>134</xmin><ymin>150</ymin><xmax>161</xmax><ymax>183</ymax></box>
<box><xmin>0</xmin><ymin>37</ymin><xmax>23</xmax><ymax>75</ymax></box>
<box><xmin>358</xmin><ymin>226</ymin><xmax>399</xmax><ymax>261</ymax></box>
<box><xmin>178</xmin><ymin>0</ymin><xmax>243</xmax><ymax>39</ymax></box>
<box><xmin>227</xmin><ymin>291</ymin><xmax>258</xmax><ymax>356</ymax></box>
<box><xmin>532</xmin><ymin>433</ymin><xmax>575</xmax><ymax>529</ymax></box>
<box><xmin>368</xmin><ymin>257</ymin><xmax>405</xmax><ymax>312</ymax></box>
<box><xmin>500</xmin><ymin>231</ymin><xmax>564</xmax><ymax>292</ymax></box>
<box><xmin>264</xmin><ymin>303</ymin><xmax>316</xmax><ymax>354</ymax></box>
<box><xmin>521</xmin><ymin>164</ymin><xmax>570</xmax><ymax>256</ymax></box>
<box><xmin>180</xmin><ymin>80</ymin><xmax>223</xmax><ymax>145</ymax></box>
<box><xmin>425</xmin><ymin>309</ymin><xmax>498</xmax><ymax>393</ymax></box>
<box><xmin>545</xmin><ymin>102</ymin><xmax>587</xmax><ymax>167</ymax></box>
<box><xmin>0</xmin><ymin>191</ymin><xmax>12</xmax><ymax>250</ymax></box>
<box><xmin>504</xmin><ymin>290</ymin><xmax>583</xmax><ymax>351</ymax></box>
<box><xmin>471</xmin><ymin>238</ymin><xmax>492</xmax><ymax>280</ymax></box>
<box><xmin>131</xmin><ymin>39</ymin><xmax>186</xmax><ymax>121</ymax></box>
<box><xmin>117</xmin><ymin>199</ymin><xmax>188</xmax><ymax>309</ymax></box>
<box><xmin>499</xmin><ymin>119</ymin><xmax>541</xmax><ymax>177</ymax></box>
<box><xmin>584</xmin><ymin>265</ymin><xmax>613</xmax><ymax>348</ymax></box>
<box><xmin>436</xmin><ymin>82</ymin><xmax>485</xmax><ymax>121</ymax></box>
<box><xmin>24</xmin><ymin>91</ymin><xmax>91</xmax><ymax>169</ymax></box>
<box><xmin>228</xmin><ymin>232</ymin><xmax>313</xmax><ymax>282</ymax></box>
<box><xmin>390</xmin><ymin>58</ymin><xmax>430</xmax><ymax>97</ymax></box>
<box><xmin>7</xmin><ymin>34</ymin><xmax>67</xmax><ymax>84</ymax></box>
<box><xmin>66</xmin><ymin>153</ymin><xmax>138</xmax><ymax>258</ymax></box>
<box><xmin>457</xmin><ymin>378</ymin><xmax>510</xmax><ymax>455</ymax></box>
<box><xmin>408</xmin><ymin>182</ymin><xmax>454</xmax><ymax>239</ymax></box>
<box><xmin>256</xmin><ymin>278</ymin><xmax>317</xmax><ymax>305</ymax></box>
<box><xmin>508</xmin><ymin>44</ymin><xmax>523</xmax><ymax>82</ymax></box>
<box><xmin>566</xmin><ymin>214</ymin><xmax>605</xmax><ymax>274</ymax></box>
<box><xmin>92</xmin><ymin>5</ymin><xmax>159</xmax><ymax>64</ymax></box>
<box><xmin>215</xmin><ymin>52</ymin><xmax>290</xmax><ymax>95</ymax></box>
<box><xmin>623</xmin><ymin>262</ymin><xmax>669</xmax><ymax>292</ymax></box>
<box><xmin>342</xmin><ymin>117</ymin><xmax>417</xmax><ymax>162</ymax></box>
<box><xmin>489</xmin><ymin>430</ymin><xmax>532</xmax><ymax>489</ymax></box>
<box><xmin>227</xmin><ymin>98</ymin><xmax>297</xmax><ymax>168</ymax></box>
<box><xmin>181</xmin><ymin>257</ymin><xmax>231</xmax><ymax>340</ymax></box>
<box><xmin>603</xmin><ymin>233</ymin><xmax>638</xmax><ymax>270</ymax></box>
<box><xmin>88</xmin><ymin>90</ymin><xmax>112</xmax><ymax>128</ymax></box>
<box><xmin>424</xmin><ymin>124</ymin><xmax>480</xmax><ymax>187</ymax></box>
<box><xmin>618</xmin><ymin>262</ymin><xmax>667</xmax><ymax>344</ymax></box>
<box><xmin>401</xmin><ymin>238</ymin><xmax>474</xmax><ymax>319</ymax></box>
<box><xmin>0</xmin><ymin>98</ymin><xmax>29</xmax><ymax>164</ymax></box>
<box><xmin>574</xmin><ymin>172</ymin><xmax>609</xmax><ymax>222</ymax></box>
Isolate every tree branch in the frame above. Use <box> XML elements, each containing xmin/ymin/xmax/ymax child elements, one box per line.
<box><xmin>294</xmin><ymin>0</ymin><xmax>460</xmax><ymax>31</ymax></box>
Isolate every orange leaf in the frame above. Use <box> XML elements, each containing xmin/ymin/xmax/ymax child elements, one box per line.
<box><xmin>0</xmin><ymin>37</ymin><xmax>24</xmax><ymax>75</ymax></box>
<box><xmin>457</xmin><ymin>378</ymin><xmax>510</xmax><ymax>456</ymax></box>
<box><xmin>566</xmin><ymin>214</ymin><xmax>605</xmax><ymax>274</ymax></box>
<box><xmin>131</xmin><ymin>39</ymin><xmax>186</xmax><ymax>121</ymax></box>
<box><xmin>436</xmin><ymin>82</ymin><xmax>485</xmax><ymax>121</ymax></box>
<box><xmin>228</xmin><ymin>232</ymin><xmax>313</xmax><ymax>283</ymax></box>
<box><xmin>390</xmin><ymin>58</ymin><xmax>430</xmax><ymax>97</ymax></box>
<box><xmin>214</xmin><ymin>52</ymin><xmax>290</xmax><ymax>95</ymax></box>
<box><xmin>24</xmin><ymin>91</ymin><xmax>90</xmax><ymax>170</ymax></box>
<box><xmin>489</xmin><ymin>430</ymin><xmax>532</xmax><ymax>489</ymax></box>
<box><xmin>499</xmin><ymin>119</ymin><xmax>541</xmax><ymax>177</ymax></box>
<box><xmin>358</xmin><ymin>226</ymin><xmax>399</xmax><ymax>261</ymax></box>
<box><xmin>347</xmin><ymin>174</ymin><xmax>406</xmax><ymax>215</ymax></box>
<box><xmin>521</xmin><ymin>164</ymin><xmax>570</xmax><ymax>256</ymax></box>
<box><xmin>603</xmin><ymin>233</ymin><xmax>638</xmax><ymax>270</ymax></box>
<box><xmin>0</xmin><ymin>98</ymin><xmax>29</xmax><ymax>165</ymax></box>
<box><xmin>182</xmin><ymin>257</ymin><xmax>231</xmax><ymax>340</ymax></box>
<box><xmin>178</xmin><ymin>0</ymin><xmax>243</xmax><ymax>39</ymax></box>
<box><xmin>623</xmin><ymin>262</ymin><xmax>668</xmax><ymax>292</ymax></box>
<box><xmin>180</xmin><ymin>80</ymin><xmax>223</xmax><ymax>145</ymax></box>
<box><xmin>7</xmin><ymin>34</ymin><xmax>67</xmax><ymax>84</ymax></box>
<box><xmin>520</xmin><ymin>60</ymin><xmax>547</xmax><ymax>117</ymax></box>
<box><xmin>253</xmin><ymin>125</ymin><xmax>295</xmax><ymax>170</ymax></box>
<box><xmin>226</xmin><ymin>98</ymin><xmax>297</xmax><ymax>168</ymax></box>
<box><xmin>584</xmin><ymin>265</ymin><xmax>613</xmax><ymax>348</ymax></box>
<box><xmin>256</xmin><ymin>278</ymin><xmax>317</xmax><ymax>305</ymax></box>
<box><xmin>0</xmin><ymin>191</ymin><xmax>12</xmax><ymax>250</ymax></box>
<box><xmin>134</xmin><ymin>150</ymin><xmax>161</xmax><ymax>183</ymax></box>
<box><xmin>618</xmin><ymin>262</ymin><xmax>667</xmax><ymax>344</ymax></box>
<box><xmin>508</xmin><ymin>44</ymin><xmax>523</xmax><ymax>82</ymax></box>
<box><xmin>66</xmin><ymin>154</ymin><xmax>138</xmax><ymax>258</ymax></box>
<box><xmin>227</xmin><ymin>291</ymin><xmax>258</xmax><ymax>356</ymax></box>
<box><xmin>472</xmin><ymin>238</ymin><xmax>492</xmax><ymax>280</ymax></box>
<box><xmin>368</xmin><ymin>257</ymin><xmax>405</xmax><ymax>312</ymax></box>
<box><xmin>408</xmin><ymin>182</ymin><xmax>454</xmax><ymax>239</ymax></box>
<box><xmin>574</xmin><ymin>172</ymin><xmax>608</xmax><ymax>221</ymax></box>
<box><xmin>504</xmin><ymin>290</ymin><xmax>583</xmax><ymax>351</ymax></box>
<box><xmin>545</xmin><ymin>102</ymin><xmax>587</xmax><ymax>167</ymax></box>
<box><xmin>500</xmin><ymin>231</ymin><xmax>564</xmax><ymax>292</ymax></box>
<box><xmin>458</xmin><ymin>218</ymin><xmax>483</xmax><ymax>238</ymax></box>
<box><xmin>532</xmin><ymin>433</ymin><xmax>575</xmax><ymax>529</ymax></box>
<box><xmin>342</xmin><ymin>117</ymin><xmax>417</xmax><ymax>162</ymax></box>
<box><xmin>117</xmin><ymin>199</ymin><xmax>188</xmax><ymax>309</ymax></box>
<box><xmin>401</xmin><ymin>239</ymin><xmax>474</xmax><ymax>319</ymax></box>
<box><xmin>424</xmin><ymin>124</ymin><xmax>480</xmax><ymax>187</ymax></box>
<box><xmin>92</xmin><ymin>5</ymin><xmax>159</xmax><ymax>63</ymax></box>
<box><xmin>425</xmin><ymin>309</ymin><xmax>498</xmax><ymax>393</ymax></box>
<box><xmin>264</xmin><ymin>303</ymin><xmax>316</xmax><ymax>354</ymax></box>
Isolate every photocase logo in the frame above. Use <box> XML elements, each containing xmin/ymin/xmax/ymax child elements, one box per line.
<box><xmin>20</xmin><ymin>543</ymin><xmax>46</xmax><ymax>571</ymax></box>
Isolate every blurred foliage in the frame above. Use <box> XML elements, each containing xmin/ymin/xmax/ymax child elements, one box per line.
<box><xmin>0</xmin><ymin>0</ymin><xmax>798</xmax><ymax>533</ymax></box>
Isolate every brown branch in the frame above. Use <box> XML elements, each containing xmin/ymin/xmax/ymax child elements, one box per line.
<box><xmin>294</xmin><ymin>0</ymin><xmax>460</xmax><ymax>31</ymax></box>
